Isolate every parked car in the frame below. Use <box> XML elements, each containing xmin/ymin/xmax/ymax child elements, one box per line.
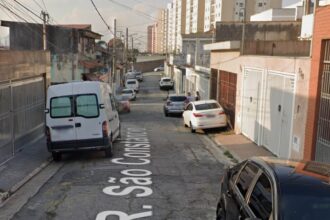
<box><xmin>115</xmin><ymin>95</ymin><xmax>130</xmax><ymax>113</ymax></box>
<box><xmin>45</xmin><ymin>81</ymin><xmax>120</xmax><ymax>161</ymax></box>
<box><xmin>125</xmin><ymin>70</ymin><xmax>143</xmax><ymax>82</ymax></box>
<box><xmin>121</xmin><ymin>88</ymin><xmax>136</xmax><ymax>101</ymax></box>
<box><xmin>159</xmin><ymin>77</ymin><xmax>174</xmax><ymax>90</ymax></box>
<box><xmin>125</xmin><ymin>79</ymin><xmax>139</xmax><ymax>92</ymax></box>
<box><xmin>163</xmin><ymin>94</ymin><xmax>187</xmax><ymax>116</ymax></box>
<box><xmin>216</xmin><ymin>157</ymin><xmax>330</xmax><ymax>220</ymax></box>
<box><xmin>154</xmin><ymin>65</ymin><xmax>164</xmax><ymax>72</ymax></box>
<box><xmin>182</xmin><ymin>100</ymin><xmax>226</xmax><ymax>133</ymax></box>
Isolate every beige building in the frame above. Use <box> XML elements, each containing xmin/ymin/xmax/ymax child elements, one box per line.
<box><xmin>186</xmin><ymin>0</ymin><xmax>205</xmax><ymax>34</ymax></box>
<box><xmin>204</xmin><ymin>0</ymin><xmax>282</xmax><ymax>32</ymax></box>
<box><xmin>155</xmin><ymin>9</ymin><xmax>167</xmax><ymax>54</ymax></box>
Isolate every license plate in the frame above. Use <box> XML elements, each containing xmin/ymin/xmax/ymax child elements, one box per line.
<box><xmin>206</xmin><ymin>114</ymin><xmax>215</xmax><ymax>118</ymax></box>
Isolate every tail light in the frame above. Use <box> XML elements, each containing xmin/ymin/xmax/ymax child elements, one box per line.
<box><xmin>219</xmin><ymin>110</ymin><xmax>225</xmax><ymax>115</ymax></box>
<box><xmin>193</xmin><ymin>113</ymin><xmax>204</xmax><ymax>117</ymax></box>
<box><xmin>45</xmin><ymin>126</ymin><xmax>51</xmax><ymax>142</ymax></box>
<box><xmin>102</xmin><ymin>121</ymin><xmax>109</xmax><ymax>137</ymax></box>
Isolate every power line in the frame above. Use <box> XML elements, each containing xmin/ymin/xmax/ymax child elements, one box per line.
<box><xmin>1</xmin><ymin>0</ymin><xmax>38</xmax><ymax>23</ymax></box>
<box><xmin>0</xmin><ymin>1</ymin><xmax>31</xmax><ymax>23</ymax></box>
<box><xmin>40</xmin><ymin>0</ymin><xmax>48</xmax><ymax>12</ymax></box>
<box><xmin>107</xmin><ymin>0</ymin><xmax>160</xmax><ymax>22</ymax></box>
<box><xmin>90</xmin><ymin>0</ymin><xmax>114</xmax><ymax>35</ymax></box>
<box><xmin>13</xmin><ymin>0</ymin><xmax>43</xmax><ymax>21</ymax></box>
<box><xmin>31</xmin><ymin>0</ymin><xmax>44</xmax><ymax>11</ymax></box>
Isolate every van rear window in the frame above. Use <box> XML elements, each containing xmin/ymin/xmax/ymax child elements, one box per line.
<box><xmin>76</xmin><ymin>94</ymin><xmax>99</xmax><ymax>118</ymax></box>
<box><xmin>50</xmin><ymin>96</ymin><xmax>73</xmax><ymax>118</ymax></box>
<box><xmin>50</xmin><ymin>94</ymin><xmax>99</xmax><ymax>118</ymax></box>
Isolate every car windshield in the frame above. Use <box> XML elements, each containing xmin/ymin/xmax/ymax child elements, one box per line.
<box><xmin>195</xmin><ymin>103</ymin><xmax>220</xmax><ymax>110</ymax></box>
<box><xmin>163</xmin><ymin>79</ymin><xmax>171</xmax><ymax>82</ymax></box>
<box><xmin>280</xmin><ymin>185</ymin><xmax>330</xmax><ymax>220</ymax></box>
<box><xmin>169</xmin><ymin>96</ymin><xmax>186</xmax><ymax>102</ymax></box>
<box><xmin>122</xmin><ymin>90</ymin><xmax>133</xmax><ymax>94</ymax></box>
<box><xmin>127</xmin><ymin>81</ymin><xmax>136</xmax><ymax>84</ymax></box>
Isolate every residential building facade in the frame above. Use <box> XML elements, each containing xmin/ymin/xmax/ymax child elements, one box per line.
<box><xmin>1</xmin><ymin>21</ymin><xmax>102</xmax><ymax>84</ymax></box>
<box><xmin>206</xmin><ymin>21</ymin><xmax>311</xmax><ymax>159</ymax></box>
<box><xmin>304</xmin><ymin>4</ymin><xmax>330</xmax><ymax>163</ymax></box>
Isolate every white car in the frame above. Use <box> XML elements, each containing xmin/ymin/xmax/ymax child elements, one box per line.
<box><xmin>121</xmin><ymin>88</ymin><xmax>136</xmax><ymax>101</ymax></box>
<box><xmin>125</xmin><ymin>79</ymin><xmax>139</xmax><ymax>92</ymax></box>
<box><xmin>159</xmin><ymin>77</ymin><xmax>174</xmax><ymax>90</ymax></box>
<box><xmin>183</xmin><ymin>100</ymin><xmax>227</xmax><ymax>133</ymax></box>
<box><xmin>154</xmin><ymin>65</ymin><xmax>164</xmax><ymax>72</ymax></box>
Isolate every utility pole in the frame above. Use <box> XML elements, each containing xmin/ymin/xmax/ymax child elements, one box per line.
<box><xmin>112</xmin><ymin>19</ymin><xmax>117</xmax><ymax>93</ymax></box>
<box><xmin>125</xmin><ymin>28</ymin><xmax>128</xmax><ymax>70</ymax></box>
<box><xmin>41</xmin><ymin>10</ymin><xmax>49</xmax><ymax>51</ymax></box>
<box><xmin>131</xmin><ymin>35</ymin><xmax>134</xmax><ymax>68</ymax></box>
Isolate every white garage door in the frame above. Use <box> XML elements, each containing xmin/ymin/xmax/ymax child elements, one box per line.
<box><xmin>262</xmin><ymin>72</ymin><xmax>295</xmax><ymax>158</ymax></box>
<box><xmin>241</xmin><ymin>68</ymin><xmax>263</xmax><ymax>143</ymax></box>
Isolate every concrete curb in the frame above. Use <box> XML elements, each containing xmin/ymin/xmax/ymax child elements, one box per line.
<box><xmin>0</xmin><ymin>157</ymin><xmax>53</xmax><ymax>206</ymax></box>
<box><xmin>207</xmin><ymin>134</ymin><xmax>241</xmax><ymax>164</ymax></box>
<box><xmin>199</xmin><ymin>134</ymin><xmax>235</xmax><ymax>167</ymax></box>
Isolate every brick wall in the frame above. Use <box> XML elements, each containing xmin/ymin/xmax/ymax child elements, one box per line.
<box><xmin>304</xmin><ymin>5</ymin><xmax>330</xmax><ymax>160</ymax></box>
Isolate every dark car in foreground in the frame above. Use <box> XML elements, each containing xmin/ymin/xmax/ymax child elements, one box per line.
<box><xmin>216</xmin><ymin>157</ymin><xmax>330</xmax><ymax>220</ymax></box>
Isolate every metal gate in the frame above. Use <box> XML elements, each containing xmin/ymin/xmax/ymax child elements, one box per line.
<box><xmin>0</xmin><ymin>77</ymin><xmax>45</xmax><ymax>164</ymax></box>
<box><xmin>315</xmin><ymin>40</ymin><xmax>330</xmax><ymax>162</ymax></box>
<box><xmin>218</xmin><ymin>71</ymin><xmax>237</xmax><ymax>129</ymax></box>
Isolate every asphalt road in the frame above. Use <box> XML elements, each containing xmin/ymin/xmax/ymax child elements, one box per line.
<box><xmin>10</xmin><ymin>72</ymin><xmax>226</xmax><ymax>220</ymax></box>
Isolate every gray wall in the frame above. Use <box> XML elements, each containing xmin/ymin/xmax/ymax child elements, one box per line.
<box><xmin>216</xmin><ymin>21</ymin><xmax>302</xmax><ymax>42</ymax></box>
<box><xmin>0</xmin><ymin>50</ymin><xmax>50</xmax><ymax>164</ymax></box>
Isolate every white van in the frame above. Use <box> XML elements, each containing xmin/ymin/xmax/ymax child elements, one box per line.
<box><xmin>45</xmin><ymin>81</ymin><xmax>120</xmax><ymax>161</ymax></box>
<box><xmin>125</xmin><ymin>79</ymin><xmax>139</xmax><ymax>92</ymax></box>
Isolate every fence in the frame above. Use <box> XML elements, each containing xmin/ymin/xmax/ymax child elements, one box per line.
<box><xmin>0</xmin><ymin>50</ymin><xmax>49</xmax><ymax>165</ymax></box>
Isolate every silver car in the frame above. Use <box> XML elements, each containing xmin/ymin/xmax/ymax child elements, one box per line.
<box><xmin>163</xmin><ymin>94</ymin><xmax>187</xmax><ymax>116</ymax></box>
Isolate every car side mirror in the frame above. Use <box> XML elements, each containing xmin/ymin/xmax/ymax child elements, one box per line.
<box><xmin>44</xmin><ymin>109</ymin><xmax>49</xmax><ymax>114</ymax></box>
<box><xmin>99</xmin><ymin>104</ymin><xmax>105</xmax><ymax>109</ymax></box>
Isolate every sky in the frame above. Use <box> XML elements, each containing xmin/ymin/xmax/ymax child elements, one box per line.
<box><xmin>0</xmin><ymin>0</ymin><xmax>301</xmax><ymax>50</ymax></box>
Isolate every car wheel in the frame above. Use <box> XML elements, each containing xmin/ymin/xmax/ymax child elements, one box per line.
<box><xmin>183</xmin><ymin>120</ymin><xmax>188</xmax><ymax>127</ymax></box>
<box><xmin>52</xmin><ymin>152</ymin><xmax>62</xmax><ymax>161</ymax></box>
<box><xmin>190</xmin><ymin>122</ymin><xmax>196</xmax><ymax>133</ymax></box>
<box><xmin>165</xmin><ymin>111</ymin><xmax>169</xmax><ymax>117</ymax></box>
<box><xmin>105</xmin><ymin>136</ymin><xmax>113</xmax><ymax>158</ymax></box>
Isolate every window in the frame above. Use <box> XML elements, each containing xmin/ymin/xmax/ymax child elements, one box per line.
<box><xmin>249</xmin><ymin>173</ymin><xmax>272</xmax><ymax>220</ymax></box>
<box><xmin>170</xmin><ymin>96</ymin><xmax>187</xmax><ymax>102</ymax></box>
<box><xmin>258</xmin><ymin>2</ymin><xmax>263</xmax><ymax>7</ymax></box>
<box><xmin>50</xmin><ymin>96</ymin><xmax>73</xmax><ymax>118</ymax></box>
<box><xmin>236</xmin><ymin>163</ymin><xmax>259</xmax><ymax>198</ymax></box>
<box><xmin>76</xmin><ymin>94</ymin><xmax>99</xmax><ymax>118</ymax></box>
<box><xmin>195</xmin><ymin>102</ymin><xmax>220</xmax><ymax>110</ymax></box>
<box><xmin>187</xmin><ymin>104</ymin><xmax>193</xmax><ymax>111</ymax></box>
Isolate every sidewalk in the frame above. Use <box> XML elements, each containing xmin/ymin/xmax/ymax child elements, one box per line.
<box><xmin>0</xmin><ymin>136</ymin><xmax>51</xmax><ymax>203</ymax></box>
<box><xmin>211</xmin><ymin>133</ymin><xmax>274</xmax><ymax>163</ymax></box>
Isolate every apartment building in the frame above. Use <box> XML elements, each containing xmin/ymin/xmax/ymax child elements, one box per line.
<box><xmin>147</xmin><ymin>24</ymin><xmax>156</xmax><ymax>53</ymax></box>
<box><xmin>186</xmin><ymin>0</ymin><xmax>205</xmax><ymax>34</ymax></box>
<box><xmin>204</xmin><ymin>0</ymin><xmax>282</xmax><ymax>32</ymax></box>
<box><xmin>155</xmin><ymin>9</ymin><xmax>167</xmax><ymax>54</ymax></box>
